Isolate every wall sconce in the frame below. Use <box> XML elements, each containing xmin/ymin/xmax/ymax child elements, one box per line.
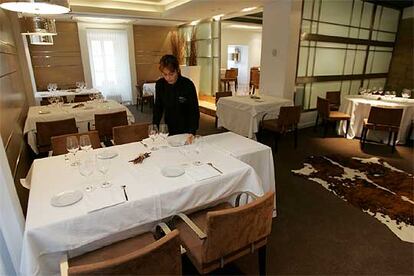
<box><xmin>29</xmin><ymin>35</ymin><xmax>54</xmax><ymax>45</ymax></box>
<box><xmin>20</xmin><ymin>16</ymin><xmax>57</xmax><ymax>36</ymax></box>
<box><xmin>231</xmin><ymin>48</ymin><xmax>240</xmax><ymax>62</ymax></box>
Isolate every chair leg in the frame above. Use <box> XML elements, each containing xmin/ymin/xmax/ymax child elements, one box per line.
<box><xmin>258</xmin><ymin>245</ymin><xmax>267</xmax><ymax>276</ymax></box>
<box><xmin>362</xmin><ymin>127</ymin><xmax>367</xmax><ymax>149</ymax></box>
<box><xmin>392</xmin><ymin>131</ymin><xmax>398</xmax><ymax>153</ymax></box>
<box><xmin>345</xmin><ymin>119</ymin><xmax>350</xmax><ymax>138</ymax></box>
<box><xmin>273</xmin><ymin>133</ymin><xmax>280</xmax><ymax>152</ymax></box>
<box><xmin>360</xmin><ymin>128</ymin><xmax>365</xmax><ymax>143</ymax></box>
<box><xmin>387</xmin><ymin>131</ymin><xmax>392</xmax><ymax>146</ymax></box>
<box><xmin>294</xmin><ymin>127</ymin><xmax>298</xmax><ymax>149</ymax></box>
<box><xmin>140</xmin><ymin>99</ymin><xmax>144</xmax><ymax>112</ymax></box>
<box><xmin>314</xmin><ymin>114</ymin><xmax>319</xmax><ymax>131</ymax></box>
<box><xmin>323</xmin><ymin>120</ymin><xmax>328</xmax><ymax>137</ymax></box>
<box><xmin>215</xmin><ymin>116</ymin><xmax>218</xmax><ymax>128</ymax></box>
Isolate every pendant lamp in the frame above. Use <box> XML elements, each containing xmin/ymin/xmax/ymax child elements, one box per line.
<box><xmin>0</xmin><ymin>0</ymin><xmax>70</xmax><ymax>14</ymax></box>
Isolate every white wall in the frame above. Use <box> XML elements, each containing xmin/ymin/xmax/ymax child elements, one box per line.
<box><xmin>260</xmin><ymin>0</ymin><xmax>302</xmax><ymax>99</ymax></box>
<box><xmin>221</xmin><ymin>24</ymin><xmax>262</xmax><ymax>70</ymax></box>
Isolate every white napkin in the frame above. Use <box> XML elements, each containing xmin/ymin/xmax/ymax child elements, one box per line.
<box><xmin>186</xmin><ymin>164</ymin><xmax>221</xmax><ymax>181</ymax></box>
<box><xmin>84</xmin><ymin>186</ymin><xmax>126</xmax><ymax>213</ymax></box>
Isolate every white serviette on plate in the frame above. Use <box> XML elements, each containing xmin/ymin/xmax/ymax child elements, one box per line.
<box><xmin>186</xmin><ymin>164</ymin><xmax>221</xmax><ymax>181</ymax></box>
<box><xmin>84</xmin><ymin>186</ymin><xmax>126</xmax><ymax>213</ymax></box>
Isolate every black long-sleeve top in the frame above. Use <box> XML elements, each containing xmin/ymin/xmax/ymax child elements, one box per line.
<box><xmin>152</xmin><ymin>75</ymin><xmax>200</xmax><ymax>135</ymax></box>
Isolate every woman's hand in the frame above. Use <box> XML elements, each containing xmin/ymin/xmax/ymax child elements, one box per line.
<box><xmin>185</xmin><ymin>134</ymin><xmax>194</xmax><ymax>145</ymax></box>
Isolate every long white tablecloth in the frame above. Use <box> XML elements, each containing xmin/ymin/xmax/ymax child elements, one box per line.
<box><xmin>21</xmin><ymin>133</ymin><xmax>274</xmax><ymax>275</ymax></box>
<box><xmin>35</xmin><ymin>88</ymin><xmax>101</xmax><ymax>104</ymax></box>
<box><xmin>338</xmin><ymin>96</ymin><xmax>414</xmax><ymax>144</ymax></box>
<box><xmin>216</xmin><ymin>95</ymin><xmax>293</xmax><ymax>138</ymax></box>
<box><xmin>23</xmin><ymin>100</ymin><xmax>135</xmax><ymax>154</ymax></box>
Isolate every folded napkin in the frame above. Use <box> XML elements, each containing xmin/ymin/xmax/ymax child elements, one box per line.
<box><xmin>72</xmin><ymin>103</ymin><xmax>85</xmax><ymax>108</ymax></box>
<box><xmin>84</xmin><ymin>186</ymin><xmax>126</xmax><ymax>213</ymax></box>
<box><xmin>186</xmin><ymin>164</ymin><xmax>221</xmax><ymax>181</ymax></box>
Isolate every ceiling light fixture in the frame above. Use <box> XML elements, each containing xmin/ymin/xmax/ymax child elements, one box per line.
<box><xmin>227</xmin><ymin>24</ymin><xmax>262</xmax><ymax>30</ymax></box>
<box><xmin>20</xmin><ymin>16</ymin><xmax>57</xmax><ymax>35</ymax></box>
<box><xmin>29</xmin><ymin>34</ymin><xmax>53</xmax><ymax>45</ymax></box>
<box><xmin>190</xmin><ymin>19</ymin><xmax>200</xmax><ymax>26</ymax></box>
<box><xmin>0</xmin><ymin>0</ymin><xmax>70</xmax><ymax>14</ymax></box>
<box><xmin>241</xmin><ymin>6</ymin><xmax>257</xmax><ymax>12</ymax></box>
<box><xmin>212</xmin><ymin>14</ymin><xmax>224</xmax><ymax>21</ymax></box>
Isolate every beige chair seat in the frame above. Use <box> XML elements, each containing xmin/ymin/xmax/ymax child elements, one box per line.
<box><xmin>363</xmin><ymin>118</ymin><xmax>400</xmax><ymax>132</ymax></box>
<box><xmin>328</xmin><ymin>111</ymin><xmax>351</xmax><ymax>120</ymax></box>
<box><xmin>261</xmin><ymin>119</ymin><xmax>281</xmax><ymax>132</ymax></box>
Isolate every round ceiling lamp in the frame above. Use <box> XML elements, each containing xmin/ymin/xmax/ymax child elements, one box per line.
<box><xmin>0</xmin><ymin>0</ymin><xmax>70</xmax><ymax>14</ymax></box>
<box><xmin>29</xmin><ymin>34</ymin><xmax>53</xmax><ymax>45</ymax></box>
<box><xmin>20</xmin><ymin>16</ymin><xmax>57</xmax><ymax>35</ymax></box>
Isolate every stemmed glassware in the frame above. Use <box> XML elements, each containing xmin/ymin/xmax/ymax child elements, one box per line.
<box><xmin>80</xmin><ymin>135</ymin><xmax>92</xmax><ymax>151</ymax></box>
<box><xmin>148</xmin><ymin>124</ymin><xmax>159</xmax><ymax>151</ymax></box>
<box><xmin>79</xmin><ymin>156</ymin><xmax>95</xmax><ymax>192</ymax></box>
<box><xmin>97</xmin><ymin>157</ymin><xmax>111</xmax><ymax>188</ymax></box>
<box><xmin>47</xmin><ymin>83</ymin><xmax>53</xmax><ymax>92</ymax></box>
<box><xmin>66</xmin><ymin>136</ymin><xmax>79</xmax><ymax>166</ymax></box>
<box><xmin>192</xmin><ymin>135</ymin><xmax>204</xmax><ymax>166</ymax></box>
<box><xmin>159</xmin><ymin>124</ymin><xmax>169</xmax><ymax>148</ymax></box>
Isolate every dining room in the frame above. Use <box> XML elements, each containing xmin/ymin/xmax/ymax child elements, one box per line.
<box><xmin>1</xmin><ymin>0</ymin><xmax>413</xmax><ymax>276</ymax></box>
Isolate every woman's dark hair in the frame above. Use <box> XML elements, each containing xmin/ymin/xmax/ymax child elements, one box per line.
<box><xmin>159</xmin><ymin>54</ymin><xmax>180</xmax><ymax>73</ymax></box>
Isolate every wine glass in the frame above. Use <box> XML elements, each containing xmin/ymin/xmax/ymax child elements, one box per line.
<box><xmin>79</xmin><ymin>156</ymin><xmax>95</xmax><ymax>192</ymax></box>
<box><xmin>76</xmin><ymin>81</ymin><xmax>81</xmax><ymax>89</ymax></box>
<box><xmin>66</xmin><ymin>136</ymin><xmax>79</xmax><ymax>166</ymax></box>
<box><xmin>47</xmin><ymin>83</ymin><xmax>53</xmax><ymax>92</ymax></box>
<box><xmin>192</xmin><ymin>135</ymin><xmax>204</xmax><ymax>166</ymax></box>
<box><xmin>48</xmin><ymin>97</ymin><xmax>55</xmax><ymax>105</ymax></box>
<box><xmin>97</xmin><ymin>157</ymin><xmax>111</xmax><ymax>188</ymax></box>
<box><xmin>159</xmin><ymin>124</ymin><xmax>169</xmax><ymax>148</ymax></box>
<box><xmin>80</xmin><ymin>135</ymin><xmax>92</xmax><ymax>151</ymax></box>
<box><xmin>51</xmin><ymin>83</ymin><xmax>58</xmax><ymax>92</ymax></box>
<box><xmin>89</xmin><ymin>94</ymin><xmax>95</xmax><ymax>101</ymax></box>
<box><xmin>148</xmin><ymin>124</ymin><xmax>159</xmax><ymax>151</ymax></box>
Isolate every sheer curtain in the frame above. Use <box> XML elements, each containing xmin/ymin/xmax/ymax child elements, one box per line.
<box><xmin>86</xmin><ymin>29</ymin><xmax>132</xmax><ymax>103</ymax></box>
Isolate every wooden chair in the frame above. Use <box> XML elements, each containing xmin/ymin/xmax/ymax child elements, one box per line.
<box><xmin>74</xmin><ymin>95</ymin><xmax>91</xmax><ymax>103</ymax></box>
<box><xmin>40</xmin><ymin>97</ymin><xmax>68</xmax><ymax>105</ymax></box>
<box><xmin>51</xmin><ymin>131</ymin><xmax>101</xmax><ymax>156</ymax></box>
<box><xmin>259</xmin><ymin>105</ymin><xmax>302</xmax><ymax>151</ymax></box>
<box><xmin>60</xmin><ymin>230</ymin><xmax>182</xmax><ymax>275</ymax></box>
<box><xmin>250</xmin><ymin>68</ymin><xmax>260</xmax><ymax>94</ymax></box>
<box><xmin>230</xmin><ymin>67</ymin><xmax>239</xmax><ymax>91</ymax></box>
<box><xmin>220</xmin><ymin>69</ymin><xmax>238</xmax><ymax>92</ymax></box>
<box><xmin>113</xmin><ymin>123</ymin><xmax>150</xmax><ymax>145</ymax></box>
<box><xmin>315</xmin><ymin>97</ymin><xmax>350</xmax><ymax>137</ymax></box>
<box><xmin>36</xmin><ymin>118</ymin><xmax>78</xmax><ymax>154</ymax></box>
<box><xmin>93</xmin><ymin>111</ymin><xmax>128</xmax><ymax>142</ymax></box>
<box><xmin>136</xmin><ymin>80</ymin><xmax>156</xmax><ymax>112</ymax></box>
<box><xmin>361</xmin><ymin>106</ymin><xmax>403</xmax><ymax>152</ymax></box>
<box><xmin>326</xmin><ymin>91</ymin><xmax>341</xmax><ymax>111</ymax></box>
<box><xmin>215</xmin><ymin>91</ymin><xmax>233</xmax><ymax>127</ymax></box>
<box><xmin>172</xmin><ymin>192</ymin><xmax>274</xmax><ymax>275</ymax></box>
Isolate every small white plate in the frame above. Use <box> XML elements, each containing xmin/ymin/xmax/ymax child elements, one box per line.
<box><xmin>161</xmin><ymin>166</ymin><xmax>185</xmax><ymax>177</ymax></box>
<box><xmin>167</xmin><ymin>134</ymin><xmax>190</xmax><ymax>147</ymax></box>
<box><xmin>97</xmin><ymin>150</ymin><xmax>118</xmax><ymax>159</ymax></box>
<box><xmin>38</xmin><ymin>110</ymin><xmax>50</xmax><ymax>114</ymax></box>
<box><xmin>83</xmin><ymin>106</ymin><xmax>94</xmax><ymax>110</ymax></box>
<box><xmin>51</xmin><ymin>190</ymin><xmax>83</xmax><ymax>207</ymax></box>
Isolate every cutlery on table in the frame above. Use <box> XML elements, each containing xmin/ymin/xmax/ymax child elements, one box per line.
<box><xmin>207</xmin><ymin>162</ymin><xmax>223</xmax><ymax>174</ymax></box>
<box><xmin>121</xmin><ymin>185</ymin><xmax>129</xmax><ymax>201</ymax></box>
<box><xmin>140</xmin><ymin>141</ymin><xmax>148</xmax><ymax>148</ymax></box>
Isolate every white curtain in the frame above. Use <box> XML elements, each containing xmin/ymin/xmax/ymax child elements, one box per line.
<box><xmin>86</xmin><ymin>29</ymin><xmax>132</xmax><ymax>103</ymax></box>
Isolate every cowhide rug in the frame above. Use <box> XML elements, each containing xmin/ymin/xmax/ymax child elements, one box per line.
<box><xmin>292</xmin><ymin>155</ymin><xmax>414</xmax><ymax>243</ymax></box>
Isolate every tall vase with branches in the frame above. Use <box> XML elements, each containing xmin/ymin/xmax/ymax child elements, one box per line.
<box><xmin>170</xmin><ymin>30</ymin><xmax>185</xmax><ymax>65</ymax></box>
<box><xmin>188</xmin><ymin>26</ymin><xmax>197</xmax><ymax>66</ymax></box>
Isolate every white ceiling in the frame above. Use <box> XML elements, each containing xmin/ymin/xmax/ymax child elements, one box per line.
<box><xmin>65</xmin><ymin>0</ymin><xmax>268</xmax><ymax>26</ymax></box>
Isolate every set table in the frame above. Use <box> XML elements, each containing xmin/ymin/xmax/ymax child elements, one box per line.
<box><xmin>35</xmin><ymin>88</ymin><xmax>101</xmax><ymax>104</ymax></box>
<box><xmin>338</xmin><ymin>95</ymin><xmax>414</xmax><ymax>144</ymax></box>
<box><xmin>216</xmin><ymin>95</ymin><xmax>293</xmax><ymax>139</ymax></box>
<box><xmin>23</xmin><ymin>100</ymin><xmax>135</xmax><ymax>154</ymax></box>
<box><xmin>20</xmin><ymin>132</ymin><xmax>275</xmax><ymax>275</ymax></box>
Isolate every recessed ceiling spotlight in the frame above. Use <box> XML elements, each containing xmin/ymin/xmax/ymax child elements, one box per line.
<box><xmin>241</xmin><ymin>6</ymin><xmax>257</xmax><ymax>12</ymax></box>
<box><xmin>212</xmin><ymin>14</ymin><xmax>224</xmax><ymax>21</ymax></box>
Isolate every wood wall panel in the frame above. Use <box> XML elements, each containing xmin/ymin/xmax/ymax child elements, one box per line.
<box><xmin>133</xmin><ymin>25</ymin><xmax>175</xmax><ymax>85</ymax></box>
<box><xmin>0</xmin><ymin>10</ymin><xmax>31</xmax><ymax>216</ymax></box>
<box><xmin>29</xmin><ymin>21</ymin><xmax>84</xmax><ymax>90</ymax></box>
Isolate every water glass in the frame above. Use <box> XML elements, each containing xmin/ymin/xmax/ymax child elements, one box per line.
<box><xmin>159</xmin><ymin>124</ymin><xmax>169</xmax><ymax>148</ymax></box>
<box><xmin>148</xmin><ymin>124</ymin><xmax>159</xmax><ymax>151</ymax></box>
<box><xmin>79</xmin><ymin>156</ymin><xmax>95</xmax><ymax>192</ymax></box>
<box><xmin>192</xmin><ymin>135</ymin><xmax>204</xmax><ymax>166</ymax></box>
<box><xmin>66</xmin><ymin>136</ymin><xmax>79</xmax><ymax>166</ymax></box>
<box><xmin>47</xmin><ymin>83</ymin><xmax>53</xmax><ymax>92</ymax></box>
<box><xmin>97</xmin><ymin>157</ymin><xmax>111</xmax><ymax>188</ymax></box>
<box><xmin>80</xmin><ymin>135</ymin><xmax>92</xmax><ymax>151</ymax></box>
<box><xmin>51</xmin><ymin>83</ymin><xmax>58</xmax><ymax>92</ymax></box>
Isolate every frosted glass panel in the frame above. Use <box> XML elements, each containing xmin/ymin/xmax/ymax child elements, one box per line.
<box><xmin>361</xmin><ymin>3</ymin><xmax>373</xmax><ymax>28</ymax></box>
<box><xmin>319</xmin><ymin>0</ymin><xmax>352</xmax><ymax>25</ymax></box>
<box><xmin>358</xmin><ymin>29</ymin><xmax>370</xmax><ymax>39</ymax></box>
<box><xmin>197</xmin><ymin>40</ymin><xmax>211</xmax><ymax>57</ymax></box>
<box><xmin>367</xmin><ymin>78</ymin><xmax>386</xmax><ymax>89</ymax></box>
<box><xmin>197</xmin><ymin>58</ymin><xmax>212</xmax><ymax>95</ymax></box>
<box><xmin>318</xmin><ymin>23</ymin><xmax>349</xmax><ymax>37</ymax></box>
<box><xmin>350</xmin><ymin>80</ymin><xmax>362</xmax><ymax>95</ymax></box>
<box><xmin>344</xmin><ymin>50</ymin><xmax>356</xmax><ymax>75</ymax></box>
<box><xmin>379</xmin><ymin>7</ymin><xmax>399</xmax><ymax>32</ymax></box>
<box><xmin>298</xmin><ymin>47</ymin><xmax>308</xmax><ymax>77</ymax></box>
<box><xmin>376</xmin><ymin>31</ymin><xmax>396</xmax><ymax>42</ymax></box>
<box><xmin>302</xmin><ymin>20</ymin><xmax>311</xmax><ymax>33</ymax></box>
<box><xmin>351</xmin><ymin>0</ymin><xmax>362</xmax><ymax>27</ymax></box>
<box><xmin>314</xmin><ymin>48</ymin><xmax>345</xmax><ymax>76</ymax></box>
<box><xmin>212</xmin><ymin>38</ymin><xmax>219</xmax><ymax>57</ymax></box>
<box><xmin>353</xmin><ymin>51</ymin><xmax>366</xmax><ymax>74</ymax></box>
<box><xmin>308</xmin><ymin>47</ymin><xmax>315</xmax><ymax>75</ymax></box>
<box><xmin>213</xmin><ymin>57</ymin><xmax>219</xmax><ymax>93</ymax></box>
<box><xmin>212</xmin><ymin>21</ymin><xmax>219</xmax><ymax>38</ymax></box>
<box><xmin>197</xmin><ymin>23</ymin><xmax>211</xmax><ymax>39</ymax></box>
<box><xmin>369</xmin><ymin>51</ymin><xmax>392</xmax><ymax>73</ymax></box>
<box><xmin>309</xmin><ymin>81</ymin><xmax>342</xmax><ymax>108</ymax></box>
<box><xmin>341</xmin><ymin>81</ymin><xmax>350</xmax><ymax>95</ymax></box>
<box><xmin>303</xmin><ymin>0</ymin><xmax>313</xmax><ymax>19</ymax></box>
<box><xmin>373</xmin><ymin>6</ymin><xmax>381</xmax><ymax>30</ymax></box>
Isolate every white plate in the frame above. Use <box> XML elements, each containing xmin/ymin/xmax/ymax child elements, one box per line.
<box><xmin>51</xmin><ymin>190</ymin><xmax>83</xmax><ymax>207</ymax></box>
<box><xmin>38</xmin><ymin>110</ymin><xmax>50</xmax><ymax>114</ymax></box>
<box><xmin>97</xmin><ymin>150</ymin><xmax>118</xmax><ymax>159</ymax></box>
<box><xmin>167</xmin><ymin>134</ymin><xmax>190</xmax><ymax>147</ymax></box>
<box><xmin>161</xmin><ymin>166</ymin><xmax>185</xmax><ymax>177</ymax></box>
<box><xmin>83</xmin><ymin>106</ymin><xmax>94</xmax><ymax>110</ymax></box>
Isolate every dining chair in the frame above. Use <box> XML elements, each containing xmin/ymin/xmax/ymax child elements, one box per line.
<box><xmin>325</xmin><ymin>91</ymin><xmax>341</xmax><ymax>111</ymax></box>
<box><xmin>315</xmin><ymin>97</ymin><xmax>350</xmax><ymax>137</ymax></box>
<box><xmin>215</xmin><ymin>91</ymin><xmax>233</xmax><ymax>127</ymax></box>
<box><xmin>171</xmin><ymin>191</ymin><xmax>274</xmax><ymax>275</ymax></box>
<box><xmin>41</xmin><ymin>97</ymin><xmax>68</xmax><ymax>105</ymax></box>
<box><xmin>136</xmin><ymin>80</ymin><xmax>156</xmax><ymax>112</ymax></box>
<box><xmin>51</xmin><ymin>131</ymin><xmax>101</xmax><ymax>156</ymax></box>
<box><xmin>249</xmin><ymin>68</ymin><xmax>260</xmax><ymax>94</ymax></box>
<box><xmin>361</xmin><ymin>106</ymin><xmax>403</xmax><ymax>152</ymax></box>
<box><xmin>92</xmin><ymin>111</ymin><xmax>128</xmax><ymax>143</ymax></box>
<box><xmin>36</xmin><ymin>118</ymin><xmax>78</xmax><ymax>154</ymax></box>
<box><xmin>113</xmin><ymin>123</ymin><xmax>150</xmax><ymax>145</ymax></box>
<box><xmin>230</xmin><ymin>67</ymin><xmax>239</xmax><ymax>91</ymax></box>
<box><xmin>74</xmin><ymin>95</ymin><xmax>91</xmax><ymax>103</ymax></box>
<box><xmin>220</xmin><ymin>69</ymin><xmax>238</xmax><ymax>92</ymax></box>
<box><xmin>60</xmin><ymin>230</ymin><xmax>181</xmax><ymax>275</ymax></box>
<box><xmin>259</xmin><ymin>105</ymin><xmax>302</xmax><ymax>151</ymax></box>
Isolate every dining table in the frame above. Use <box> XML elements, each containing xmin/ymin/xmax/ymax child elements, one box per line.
<box><xmin>19</xmin><ymin>132</ymin><xmax>275</xmax><ymax>275</ymax></box>
<box><xmin>338</xmin><ymin>95</ymin><xmax>414</xmax><ymax>144</ymax></box>
<box><xmin>216</xmin><ymin>95</ymin><xmax>293</xmax><ymax>139</ymax></box>
<box><xmin>34</xmin><ymin>88</ymin><xmax>101</xmax><ymax>104</ymax></box>
<box><xmin>23</xmin><ymin>100</ymin><xmax>135</xmax><ymax>154</ymax></box>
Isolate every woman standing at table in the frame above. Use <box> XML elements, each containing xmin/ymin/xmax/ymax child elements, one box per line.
<box><xmin>153</xmin><ymin>54</ymin><xmax>199</xmax><ymax>136</ymax></box>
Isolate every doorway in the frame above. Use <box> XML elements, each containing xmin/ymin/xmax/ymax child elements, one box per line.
<box><xmin>227</xmin><ymin>45</ymin><xmax>249</xmax><ymax>95</ymax></box>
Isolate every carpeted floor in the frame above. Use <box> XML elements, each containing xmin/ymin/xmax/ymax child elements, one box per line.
<box><xmin>128</xmin><ymin>105</ymin><xmax>414</xmax><ymax>275</ymax></box>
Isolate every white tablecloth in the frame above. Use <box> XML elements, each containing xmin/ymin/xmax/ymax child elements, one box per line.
<box><xmin>35</xmin><ymin>88</ymin><xmax>101</xmax><ymax>104</ymax></box>
<box><xmin>20</xmin><ymin>137</ymin><xmax>270</xmax><ymax>275</ymax></box>
<box><xmin>338</xmin><ymin>95</ymin><xmax>414</xmax><ymax>144</ymax></box>
<box><xmin>23</xmin><ymin>100</ymin><xmax>135</xmax><ymax>154</ymax></box>
<box><xmin>216</xmin><ymin>95</ymin><xmax>293</xmax><ymax>138</ymax></box>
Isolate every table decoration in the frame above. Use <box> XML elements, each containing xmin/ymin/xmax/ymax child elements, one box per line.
<box><xmin>128</xmin><ymin>152</ymin><xmax>151</xmax><ymax>164</ymax></box>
